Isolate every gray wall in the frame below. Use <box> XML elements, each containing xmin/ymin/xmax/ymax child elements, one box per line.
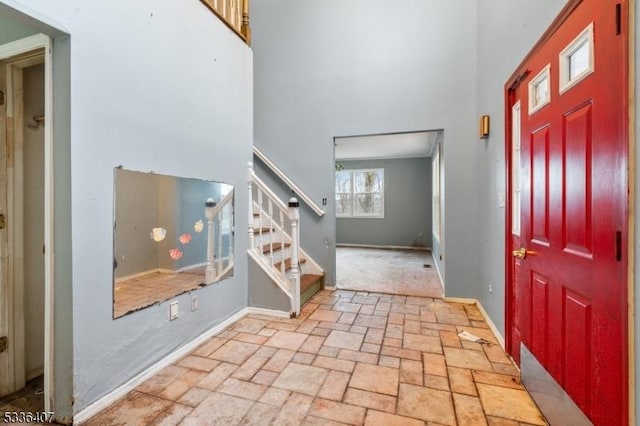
<box><xmin>475</xmin><ymin>0</ymin><xmax>565</xmax><ymax>338</ymax></box>
<box><xmin>1</xmin><ymin>0</ymin><xmax>253</xmax><ymax>418</ymax></box>
<box><xmin>336</xmin><ymin>158</ymin><xmax>431</xmax><ymax>247</ymax></box>
<box><xmin>253</xmin><ymin>0</ymin><xmax>479</xmax><ymax>291</ymax></box>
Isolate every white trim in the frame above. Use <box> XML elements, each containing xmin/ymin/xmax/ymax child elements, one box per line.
<box><xmin>528</xmin><ymin>63</ymin><xmax>551</xmax><ymax>115</ymax></box>
<box><xmin>253</xmin><ymin>147</ymin><xmax>325</xmax><ymax>217</ymax></box>
<box><xmin>559</xmin><ymin>23</ymin><xmax>595</xmax><ymax>95</ymax></box>
<box><xmin>74</xmin><ymin>307</ymin><xmax>256</xmax><ymax>424</ymax></box>
<box><xmin>246</xmin><ymin>307</ymin><xmax>290</xmax><ymax>319</ymax></box>
<box><xmin>336</xmin><ymin>243</ymin><xmax>430</xmax><ymax>252</ymax></box>
<box><xmin>0</xmin><ymin>34</ymin><xmax>50</xmax><ymax>60</ymax></box>
<box><xmin>511</xmin><ymin>101</ymin><xmax>522</xmax><ymax>236</ymax></box>
<box><xmin>433</xmin><ymin>254</ymin><xmax>445</xmax><ymax>292</ymax></box>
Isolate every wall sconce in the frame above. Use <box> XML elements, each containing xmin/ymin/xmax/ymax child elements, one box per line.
<box><xmin>479</xmin><ymin>115</ymin><xmax>490</xmax><ymax>139</ymax></box>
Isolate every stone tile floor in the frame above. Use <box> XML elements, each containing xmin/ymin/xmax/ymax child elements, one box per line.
<box><xmin>86</xmin><ymin>290</ymin><xmax>547</xmax><ymax>425</ymax></box>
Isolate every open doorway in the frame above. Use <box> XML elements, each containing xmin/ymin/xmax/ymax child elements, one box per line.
<box><xmin>0</xmin><ymin>42</ymin><xmax>50</xmax><ymax>415</ymax></box>
<box><xmin>334</xmin><ymin>130</ymin><xmax>444</xmax><ymax>298</ymax></box>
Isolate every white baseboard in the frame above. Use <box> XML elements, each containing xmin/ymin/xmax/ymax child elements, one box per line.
<box><xmin>443</xmin><ymin>297</ymin><xmax>505</xmax><ymax>350</ymax></box>
<box><xmin>336</xmin><ymin>243</ymin><xmax>430</xmax><ymax>252</ymax></box>
<box><xmin>74</xmin><ymin>306</ymin><xmax>264</xmax><ymax>424</ymax></box>
<box><xmin>475</xmin><ymin>299</ymin><xmax>506</xmax><ymax>350</ymax></box>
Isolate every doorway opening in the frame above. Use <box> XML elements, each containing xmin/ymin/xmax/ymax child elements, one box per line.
<box><xmin>333</xmin><ymin>130</ymin><xmax>444</xmax><ymax>298</ymax></box>
<box><xmin>0</xmin><ymin>36</ymin><xmax>53</xmax><ymax>415</ymax></box>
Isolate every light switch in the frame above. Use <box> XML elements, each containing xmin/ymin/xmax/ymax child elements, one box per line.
<box><xmin>498</xmin><ymin>192</ymin><xmax>506</xmax><ymax>208</ymax></box>
<box><xmin>169</xmin><ymin>301</ymin><xmax>179</xmax><ymax>320</ymax></box>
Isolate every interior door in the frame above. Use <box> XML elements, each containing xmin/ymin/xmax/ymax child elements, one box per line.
<box><xmin>506</xmin><ymin>0</ymin><xmax>628</xmax><ymax>424</ymax></box>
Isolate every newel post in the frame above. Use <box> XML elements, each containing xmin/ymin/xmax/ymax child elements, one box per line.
<box><xmin>205</xmin><ymin>198</ymin><xmax>216</xmax><ymax>284</ymax></box>
<box><xmin>248</xmin><ymin>162</ymin><xmax>255</xmax><ymax>251</ymax></box>
<box><xmin>288</xmin><ymin>197</ymin><xmax>301</xmax><ymax>316</ymax></box>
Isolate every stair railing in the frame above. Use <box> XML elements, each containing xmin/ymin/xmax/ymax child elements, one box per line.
<box><xmin>205</xmin><ymin>189</ymin><xmax>235</xmax><ymax>284</ymax></box>
<box><xmin>248</xmin><ymin>162</ymin><xmax>301</xmax><ymax>315</ymax></box>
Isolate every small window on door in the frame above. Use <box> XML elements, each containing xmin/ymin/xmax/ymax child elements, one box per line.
<box><xmin>559</xmin><ymin>23</ymin><xmax>594</xmax><ymax>94</ymax></box>
<box><xmin>511</xmin><ymin>102</ymin><xmax>521</xmax><ymax>235</ymax></box>
<box><xmin>528</xmin><ymin>64</ymin><xmax>551</xmax><ymax>115</ymax></box>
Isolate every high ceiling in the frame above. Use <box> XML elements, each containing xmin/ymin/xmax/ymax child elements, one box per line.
<box><xmin>334</xmin><ymin>130</ymin><xmax>442</xmax><ymax>161</ymax></box>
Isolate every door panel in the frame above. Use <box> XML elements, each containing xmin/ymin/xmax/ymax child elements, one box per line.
<box><xmin>506</xmin><ymin>0</ymin><xmax>628</xmax><ymax>424</ymax></box>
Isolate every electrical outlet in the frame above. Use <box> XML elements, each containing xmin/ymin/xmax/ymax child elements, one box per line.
<box><xmin>489</xmin><ymin>284</ymin><xmax>493</xmax><ymax>293</ymax></box>
<box><xmin>121</xmin><ymin>254</ymin><xmax>126</xmax><ymax>261</ymax></box>
<box><xmin>191</xmin><ymin>295</ymin><xmax>198</xmax><ymax>312</ymax></box>
<box><xmin>169</xmin><ymin>301</ymin><xmax>179</xmax><ymax>320</ymax></box>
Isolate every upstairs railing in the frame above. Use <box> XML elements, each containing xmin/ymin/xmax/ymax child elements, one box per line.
<box><xmin>205</xmin><ymin>190</ymin><xmax>235</xmax><ymax>284</ymax></box>
<box><xmin>248</xmin><ymin>162</ymin><xmax>302</xmax><ymax>315</ymax></box>
<box><xmin>199</xmin><ymin>0</ymin><xmax>251</xmax><ymax>45</ymax></box>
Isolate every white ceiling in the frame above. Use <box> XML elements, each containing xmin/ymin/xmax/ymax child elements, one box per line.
<box><xmin>334</xmin><ymin>130</ymin><xmax>442</xmax><ymax>161</ymax></box>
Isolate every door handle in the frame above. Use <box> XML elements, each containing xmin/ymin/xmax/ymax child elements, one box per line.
<box><xmin>512</xmin><ymin>247</ymin><xmax>535</xmax><ymax>259</ymax></box>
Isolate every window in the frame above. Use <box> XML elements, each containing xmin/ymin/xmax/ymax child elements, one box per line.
<box><xmin>335</xmin><ymin>169</ymin><xmax>384</xmax><ymax>218</ymax></box>
<box><xmin>511</xmin><ymin>101</ymin><xmax>521</xmax><ymax>235</ymax></box>
<box><xmin>559</xmin><ymin>23</ymin><xmax>594</xmax><ymax>94</ymax></box>
<box><xmin>528</xmin><ymin>64</ymin><xmax>551</xmax><ymax>115</ymax></box>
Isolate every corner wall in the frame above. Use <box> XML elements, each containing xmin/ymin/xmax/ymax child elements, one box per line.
<box><xmin>252</xmin><ymin>0</ymin><xmax>479</xmax><ymax>292</ymax></box>
<box><xmin>3</xmin><ymin>0</ymin><xmax>253</xmax><ymax>415</ymax></box>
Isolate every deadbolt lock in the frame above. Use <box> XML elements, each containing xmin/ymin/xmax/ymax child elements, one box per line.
<box><xmin>0</xmin><ymin>336</ymin><xmax>7</xmax><ymax>353</ymax></box>
<box><xmin>0</xmin><ymin>213</ymin><xmax>5</xmax><ymax>230</ymax></box>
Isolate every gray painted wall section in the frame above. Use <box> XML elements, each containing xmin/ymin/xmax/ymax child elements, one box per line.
<box><xmin>248</xmin><ymin>259</ymin><xmax>290</xmax><ymax>312</ymax></box>
<box><xmin>336</xmin><ymin>158</ymin><xmax>432</xmax><ymax>248</ymax></box>
<box><xmin>475</xmin><ymin>0</ymin><xmax>566</xmax><ymax>338</ymax></box>
<box><xmin>252</xmin><ymin>0</ymin><xmax>479</xmax><ymax>294</ymax></box>
<box><xmin>2</xmin><ymin>0</ymin><xmax>253</xmax><ymax>416</ymax></box>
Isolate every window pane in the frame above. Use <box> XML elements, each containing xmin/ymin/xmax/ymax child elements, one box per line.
<box><xmin>335</xmin><ymin>193</ymin><xmax>352</xmax><ymax>215</ymax></box>
<box><xmin>569</xmin><ymin>39</ymin><xmax>589</xmax><ymax>80</ymax></box>
<box><xmin>335</xmin><ymin>171</ymin><xmax>351</xmax><ymax>193</ymax></box>
<box><xmin>355</xmin><ymin>194</ymin><xmax>382</xmax><ymax>215</ymax></box>
<box><xmin>354</xmin><ymin>171</ymin><xmax>382</xmax><ymax>193</ymax></box>
<box><xmin>533</xmin><ymin>76</ymin><xmax>548</xmax><ymax>106</ymax></box>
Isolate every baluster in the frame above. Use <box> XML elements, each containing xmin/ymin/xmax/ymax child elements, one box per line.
<box><xmin>278</xmin><ymin>209</ymin><xmax>285</xmax><ymax>277</ymax></box>
<box><xmin>257</xmin><ymin>188</ymin><xmax>264</xmax><ymax>250</ymax></box>
<box><xmin>217</xmin><ymin>208</ymin><xmax>223</xmax><ymax>277</ymax></box>
<box><xmin>288</xmin><ymin>198</ymin><xmax>301</xmax><ymax>316</ymax></box>
<box><xmin>205</xmin><ymin>198</ymin><xmax>216</xmax><ymax>284</ymax></box>
<box><xmin>268</xmin><ymin>199</ymin><xmax>274</xmax><ymax>268</ymax></box>
<box><xmin>241</xmin><ymin>0</ymin><xmax>251</xmax><ymax>44</ymax></box>
<box><xmin>247</xmin><ymin>162</ymin><xmax>255</xmax><ymax>252</ymax></box>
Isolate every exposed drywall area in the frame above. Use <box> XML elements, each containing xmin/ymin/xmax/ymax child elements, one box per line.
<box><xmin>3</xmin><ymin>0</ymin><xmax>253</xmax><ymax>415</ymax></box>
<box><xmin>336</xmin><ymin>158</ymin><xmax>431</xmax><ymax>248</ymax></box>
<box><xmin>252</xmin><ymin>0</ymin><xmax>479</xmax><ymax>293</ymax></box>
<box><xmin>474</xmin><ymin>0</ymin><xmax>567</xmax><ymax>338</ymax></box>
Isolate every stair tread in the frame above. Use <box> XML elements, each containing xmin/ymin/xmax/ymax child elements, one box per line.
<box><xmin>301</xmin><ymin>274</ymin><xmax>323</xmax><ymax>292</ymax></box>
<box><xmin>253</xmin><ymin>227</ymin><xmax>275</xmax><ymax>233</ymax></box>
<box><xmin>262</xmin><ymin>242</ymin><xmax>291</xmax><ymax>254</ymax></box>
<box><xmin>274</xmin><ymin>257</ymin><xmax>307</xmax><ymax>271</ymax></box>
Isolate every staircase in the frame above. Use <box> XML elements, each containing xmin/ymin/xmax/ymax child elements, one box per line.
<box><xmin>247</xmin><ymin>162</ymin><xmax>324</xmax><ymax>316</ymax></box>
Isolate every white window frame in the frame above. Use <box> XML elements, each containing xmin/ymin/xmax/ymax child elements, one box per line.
<box><xmin>559</xmin><ymin>23</ymin><xmax>594</xmax><ymax>94</ymax></box>
<box><xmin>335</xmin><ymin>168</ymin><xmax>385</xmax><ymax>218</ymax></box>
<box><xmin>511</xmin><ymin>101</ymin><xmax>521</xmax><ymax>236</ymax></box>
<box><xmin>528</xmin><ymin>63</ymin><xmax>551</xmax><ymax>115</ymax></box>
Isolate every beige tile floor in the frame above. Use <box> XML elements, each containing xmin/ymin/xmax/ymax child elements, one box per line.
<box><xmin>336</xmin><ymin>247</ymin><xmax>444</xmax><ymax>299</ymax></box>
<box><xmin>87</xmin><ymin>290</ymin><xmax>547</xmax><ymax>425</ymax></box>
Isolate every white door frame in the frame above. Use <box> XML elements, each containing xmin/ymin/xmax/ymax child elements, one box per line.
<box><xmin>0</xmin><ymin>33</ymin><xmax>54</xmax><ymax>411</ymax></box>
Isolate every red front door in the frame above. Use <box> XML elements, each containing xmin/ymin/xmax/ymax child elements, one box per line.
<box><xmin>506</xmin><ymin>1</ymin><xmax>628</xmax><ymax>424</ymax></box>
